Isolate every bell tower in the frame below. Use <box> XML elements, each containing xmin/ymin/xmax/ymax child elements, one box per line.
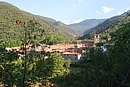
<box><xmin>94</xmin><ymin>34</ymin><xmax>100</xmax><ymax>43</ymax></box>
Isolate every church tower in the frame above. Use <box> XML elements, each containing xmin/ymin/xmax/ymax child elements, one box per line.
<box><xmin>94</xmin><ymin>34</ymin><xmax>100</xmax><ymax>43</ymax></box>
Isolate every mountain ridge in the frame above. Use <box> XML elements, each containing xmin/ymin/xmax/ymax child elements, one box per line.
<box><xmin>36</xmin><ymin>16</ymin><xmax>80</xmax><ymax>37</ymax></box>
<box><xmin>80</xmin><ymin>10</ymin><xmax>130</xmax><ymax>40</ymax></box>
<box><xmin>0</xmin><ymin>1</ymin><xmax>78</xmax><ymax>42</ymax></box>
<box><xmin>68</xmin><ymin>19</ymin><xmax>106</xmax><ymax>33</ymax></box>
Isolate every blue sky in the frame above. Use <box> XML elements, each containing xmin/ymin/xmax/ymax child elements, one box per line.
<box><xmin>1</xmin><ymin>0</ymin><xmax>130</xmax><ymax>24</ymax></box>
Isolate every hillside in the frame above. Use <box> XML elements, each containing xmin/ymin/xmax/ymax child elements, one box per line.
<box><xmin>0</xmin><ymin>1</ymin><xmax>77</xmax><ymax>43</ymax></box>
<box><xmin>80</xmin><ymin>10</ymin><xmax>130</xmax><ymax>40</ymax></box>
<box><xmin>37</xmin><ymin>16</ymin><xmax>80</xmax><ymax>37</ymax></box>
<box><xmin>68</xmin><ymin>19</ymin><xmax>106</xmax><ymax>33</ymax></box>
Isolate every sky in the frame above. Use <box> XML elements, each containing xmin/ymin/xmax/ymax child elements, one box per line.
<box><xmin>1</xmin><ymin>0</ymin><xmax>130</xmax><ymax>24</ymax></box>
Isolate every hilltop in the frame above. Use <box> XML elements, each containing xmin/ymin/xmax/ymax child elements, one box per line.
<box><xmin>68</xmin><ymin>19</ymin><xmax>106</xmax><ymax>33</ymax></box>
<box><xmin>37</xmin><ymin>16</ymin><xmax>80</xmax><ymax>37</ymax></box>
<box><xmin>0</xmin><ymin>1</ymin><xmax>78</xmax><ymax>43</ymax></box>
<box><xmin>80</xmin><ymin>10</ymin><xmax>130</xmax><ymax>41</ymax></box>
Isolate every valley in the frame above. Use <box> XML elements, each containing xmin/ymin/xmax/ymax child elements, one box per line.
<box><xmin>0</xmin><ymin>1</ymin><xmax>130</xmax><ymax>87</ymax></box>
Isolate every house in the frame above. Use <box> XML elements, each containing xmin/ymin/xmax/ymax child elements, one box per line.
<box><xmin>5</xmin><ymin>34</ymin><xmax>100</xmax><ymax>64</ymax></box>
<box><xmin>62</xmin><ymin>49</ymin><xmax>82</xmax><ymax>64</ymax></box>
<box><xmin>76</xmin><ymin>34</ymin><xmax>100</xmax><ymax>48</ymax></box>
<box><xmin>43</xmin><ymin>44</ymin><xmax>84</xmax><ymax>64</ymax></box>
<box><xmin>43</xmin><ymin>34</ymin><xmax>100</xmax><ymax>64</ymax></box>
<box><xmin>44</xmin><ymin>44</ymin><xmax>75</xmax><ymax>53</ymax></box>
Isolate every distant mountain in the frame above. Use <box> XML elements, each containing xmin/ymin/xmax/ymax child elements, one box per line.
<box><xmin>0</xmin><ymin>1</ymin><xmax>78</xmax><ymax>42</ymax></box>
<box><xmin>36</xmin><ymin>16</ymin><xmax>80</xmax><ymax>37</ymax></box>
<box><xmin>68</xmin><ymin>19</ymin><xmax>106</xmax><ymax>33</ymax></box>
<box><xmin>80</xmin><ymin>10</ymin><xmax>130</xmax><ymax>40</ymax></box>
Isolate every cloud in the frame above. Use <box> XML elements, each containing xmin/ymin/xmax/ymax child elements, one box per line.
<box><xmin>102</xmin><ymin>6</ymin><xmax>115</xmax><ymax>13</ymax></box>
<box><xmin>78</xmin><ymin>0</ymin><xmax>82</xmax><ymax>2</ymax></box>
<box><xmin>96</xmin><ymin>10</ymin><xmax>101</xmax><ymax>14</ymax></box>
<box><xmin>62</xmin><ymin>19</ymin><xmax>71</xmax><ymax>25</ymax></box>
<box><xmin>72</xmin><ymin>4</ymin><xmax>76</xmax><ymax>7</ymax></box>
<box><xmin>62</xmin><ymin>19</ymin><xmax>85</xmax><ymax>24</ymax></box>
<box><xmin>118</xmin><ymin>7</ymin><xmax>130</xmax><ymax>15</ymax></box>
<box><xmin>73</xmin><ymin>19</ymin><xmax>85</xmax><ymax>23</ymax></box>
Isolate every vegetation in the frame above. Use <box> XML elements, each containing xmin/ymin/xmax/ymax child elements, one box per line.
<box><xmin>81</xmin><ymin>11</ymin><xmax>130</xmax><ymax>42</ymax></box>
<box><xmin>40</xmin><ymin>35</ymin><xmax>76</xmax><ymax>45</ymax></box>
<box><xmin>0</xmin><ymin>1</ymin><xmax>130</xmax><ymax>87</ymax></box>
<box><xmin>0</xmin><ymin>39</ymin><xmax>22</xmax><ymax>48</ymax></box>
<box><xmin>69</xmin><ymin>19</ymin><xmax>105</xmax><ymax>33</ymax></box>
<box><xmin>0</xmin><ymin>50</ymin><xmax>70</xmax><ymax>86</ymax></box>
<box><xmin>0</xmin><ymin>1</ymin><xmax>77</xmax><ymax>44</ymax></box>
<box><xmin>37</xmin><ymin>16</ymin><xmax>80</xmax><ymax>37</ymax></box>
<box><xmin>49</xmin><ymin>21</ymin><xmax>130</xmax><ymax>87</ymax></box>
<box><xmin>72</xmin><ymin>21</ymin><xmax>130</xmax><ymax>87</ymax></box>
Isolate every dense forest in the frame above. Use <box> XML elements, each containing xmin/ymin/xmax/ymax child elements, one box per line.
<box><xmin>0</xmin><ymin>2</ymin><xmax>78</xmax><ymax>45</ymax></box>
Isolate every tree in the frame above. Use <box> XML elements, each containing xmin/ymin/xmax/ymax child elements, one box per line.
<box><xmin>108</xmin><ymin>22</ymin><xmax>130</xmax><ymax>87</ymax></box>
<box><xmin>0</xmin><ymin>51</ymin><xmax>23</xmax><ymax>87</ymax></box>
<box><xmin>78</xmin><ymin>21</ymin><xmax>130</xmax><ymax>87</ymax></box>
<box><xmin>45</xmin><ymin>53</ymin><xmax>65</xmax><ymax>77</ymax></box>
<box><xmin>15</xmin><ymin>19</ymin><xmax>42</xmax><ymax>87</ymax></box>
<box><xmin>41</xmin><ymin>35</ymin><xmax>64</xmax><ymax>45</ymax></box>
<box><xmin>2</xmin><ymin>39</ymin><xmax>22</xmax><ymax>48</ymax></box>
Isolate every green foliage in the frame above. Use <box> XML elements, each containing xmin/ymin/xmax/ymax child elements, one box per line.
<box><xmin>81</xmin><ymin>11</ymin><xmax>130</xmax><ymax>41</ymax></box>
<box><xmin>0</xmin><ymin>51</ymin><xmax>71</xmax><ymax>86</ymax></box>
<box><xmin>64</xmin><ymin>59</ymin><xmax>71</xmax><ymax>68</ymax></box>
<box><xmin>76</xmin><ymin>21</ymin><xmax>130</xmax><ymax>87</ymax></box>
<box><xmin>0</xmin><ymin>2</ymin><xmax>76</xmax><ymax>43</ymax></box>
<box><xmin>41</xmin><ymin>35</ymin><xmax>65</xmax><ymax>45</ymax></box>
<box><xmin>50</xmin><ymin>66</ymin><xmax>86</xmax><ymax>87</ymax></box>
<box><xmin>0</xmin><ymin>52</ymin><xmax>23</xmax><ymax>86</ymax></box>
<box><xmin>35</xmin><ymin>56</ymin><xmax>47</xmax><ymax>79</ymax></box>
<box><xmin>0</xmin><ymin>51</ymin><xmax>39</xmax><ymax>86</ymax></box>
<box><xmin>108</xmin><ymin>22</ymin><xmax>130</xmax><ymax>87</ymax></box>
<box><xmin>46</xmin><ymin>53</ymin><xmax>65</xmax><ymax>76</ymax></box>
<box><xmin>2</xmin><ymin>39</ymin><xmax>22</xmax><ymax>47</ymax></box>
<box><xmin>37</xmin><ymin>16</ymin><xmax>79</xmax><ymax>37</ymax></box>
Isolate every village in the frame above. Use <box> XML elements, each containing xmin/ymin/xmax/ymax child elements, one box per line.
<box><xmin>6</xmin><ymin>34</ymin><xmax>100</xmax><ymax>64</ymax></box>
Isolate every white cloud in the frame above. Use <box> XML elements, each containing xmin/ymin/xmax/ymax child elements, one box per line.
<box><xmin>62</xmin><ymin>19</ymin><xmax>85</xmax><ymax>24</ymax></box>
<box><xmin>102</xmin><ymin>6</ymin><xmax>115</xmax><ymax>13</ymax></box>
<box><xmin>62</xmin><ymin>19</ymin><xmax>71</xmax><ymax>25</ymax></box>
<box><xmin>72</xmin><ymin>4</ymin><xmax>76</xmax><ymax>7</ymax></box>
<box><xmin>96</xmin><ymin>10</ymin><xmax>101</xmax><ymax>14</ymax></box>
<box><xmin>118</xmin><ymin>7</ymin><xmax>130</xmax><ymax>15</ymax></box>
<box><xmin>73</xmin><ymin>19</ymin><xmax>85</xmax><ymax>23</ymax></box>
<box><xmin>78</xmin><ymin>0</ymin><xmax>82</xmax><ymax>2</ymax></box>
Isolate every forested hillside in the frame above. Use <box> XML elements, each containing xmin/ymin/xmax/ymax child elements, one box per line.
<box><xmin>80</xmin><ymin>10</ymin><xmax>130</xmax><ymax>41</ymax></box>
<box><xmin>0</xmin><ymin>2</ymin><xmax>77</xmax><ymax>44</ymax></box>
<box><xmin>37</xmin><ymin>16</ymin><xmax>80</xmax><ymax>37</ymax></box>
<box><xmin>68</xmin><ymin>19</ymin><xmax>105</xmax><ymax>33</ymax></box>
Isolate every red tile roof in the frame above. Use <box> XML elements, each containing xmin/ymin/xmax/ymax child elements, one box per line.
<box><xmin>50</xmin><ymin>44</ymin><xmax>75</xmax><ymax>50</ymax></box>
<box><xmin>77</xmin><ymin>40</ymin><xmax>94</xmax><ymax>44</ymax></box>
<box><xmin>62</xmin><ymin>51</ymin><xmax>81</xmax><ymax>55</ymax></box>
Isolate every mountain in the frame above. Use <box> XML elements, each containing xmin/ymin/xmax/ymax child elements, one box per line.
<box><xmin>36</xmin><ymin>16</ymin><xmax>80</xmax><ymax>37</ymax></box>
<box><xmin>80</xmin><ymin>10</ymin><xmax>130</xmax><ymax>40</ymax></box>
<box><xmin>68</xmin><ymin>19</ymin><xmax>106</xmax><ymax>33</ymax></box>
<box><xmin>0</xmin><ymin>1</ymin><xmax>78</xmax><ymax>42</ymax></box>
